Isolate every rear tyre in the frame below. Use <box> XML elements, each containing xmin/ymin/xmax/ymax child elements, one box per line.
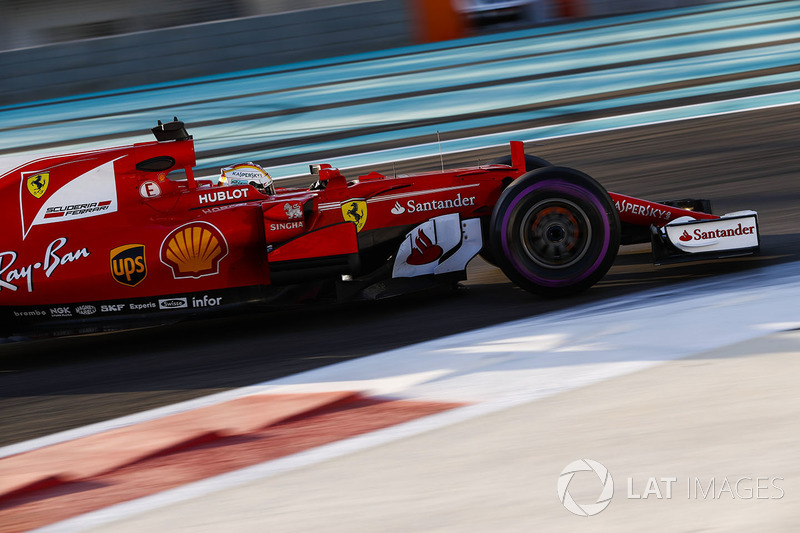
<box><xmin>489</xmin><ymin>166</ymin><xmax>620</xmax><ymax>297</ymax></box>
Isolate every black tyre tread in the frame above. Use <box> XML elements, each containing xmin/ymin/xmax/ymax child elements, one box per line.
<box><xmin>489</xmin><ymin>166</ymin><xmax>620</xmax><ymax>297</ymax></box>
<box><xmin>488</xmin><ymin>154</ymin><xmax>551</xmax><ymax>170</ymax></box>
<box><xmin>480</xmin><ymin>154</ymin><xmax>551</xmax><ymax>266</ymax></box>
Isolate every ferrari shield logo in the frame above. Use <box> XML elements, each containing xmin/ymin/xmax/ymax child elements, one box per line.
<box><xmin>26</xmin><ymin>172</ymin><xmax>49</xmax><ymax>199</ymax></box>
<box><xmin>341</xmin><ymin>200</ymin><xmax>367</xmax><ymax>232</ymax></box>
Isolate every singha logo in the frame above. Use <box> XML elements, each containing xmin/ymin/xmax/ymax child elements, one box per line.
<box><xmin>284</xmin><ymin>202</ymin><xmax>303</xmax><ymax>220</ymax></box>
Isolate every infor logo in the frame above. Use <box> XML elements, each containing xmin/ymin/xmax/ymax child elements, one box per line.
<box><xmin>557</xmin><ymin>459</ymin><xmax>614</xmax><ymax>517</ymax></box>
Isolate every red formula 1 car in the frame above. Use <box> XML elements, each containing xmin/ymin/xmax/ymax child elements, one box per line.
<box><xmin>0</xmin><ymin>119</ymin><xmax>760</xmax><ymax>336</ymax></box>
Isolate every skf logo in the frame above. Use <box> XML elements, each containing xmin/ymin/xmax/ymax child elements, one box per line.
<box><xmin>160</xmin><ymin>222</ymin><xmax>229</xmax><ymax>279</ymax></box>
<box><xmin>341</xmin><ymin>200</ymin><xmax>367</xmax><ymax>232</ymax></box>
<box><xmin>26</xmin><ymin>173</ymin><xmax>49</xmax><ymax>199</ymax></box>
<box><xmin>110</xmin><ymin>244</ymin><xmax>147</xmax><ymax>287</ymax></box>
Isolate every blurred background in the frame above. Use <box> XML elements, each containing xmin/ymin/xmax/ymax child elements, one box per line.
<box><xmin>3</xmin><ymin>2</ymin><xmax>800</xmax><ymax>530</ymax></box>
<box><xmin>0</xmin><ymin>0</ymin><xmax>727</xmax><ymax>104</ymax></box>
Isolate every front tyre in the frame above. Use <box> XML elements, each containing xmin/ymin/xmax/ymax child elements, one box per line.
<box><xmin>489</xmin><ymin>166</ymin><xmax>620</xmax><ymax>297</ymax></box>
<box><xmin>488</xmin><ymin>154</ymin><xmax>551</xmax><ymax>170</ymax></box>
<box><xmin>480</xmin><ymin>153</ymin><xmax>551</xmax><ymax>266</ymax></box>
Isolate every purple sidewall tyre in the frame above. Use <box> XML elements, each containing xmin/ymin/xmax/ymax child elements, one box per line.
<box><xmin>489</xmin><ymin>166</ymin><xmax>620</xmax><ymax>297</ymax></box>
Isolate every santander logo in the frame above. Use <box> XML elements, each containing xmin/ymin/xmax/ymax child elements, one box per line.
<box><xmin>679</xmin><ymin>223</ymin><xmax>755</xmax><ymax>243</ymax></box>
<box><xmin>390</xmin><ymin>193</ymin><xmax>476</xmax><ymax>215</ymax></box>
<box><xmin>406</xmin><ymin>230</ymin><xmax>443</xmax><ymax>266</ymax></box>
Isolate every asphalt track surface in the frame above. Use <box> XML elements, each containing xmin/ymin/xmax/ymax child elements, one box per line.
<box><xmin>1</xmin><ymin>103</ymin><xmax>799</xmax><ymax>449</ymax></box>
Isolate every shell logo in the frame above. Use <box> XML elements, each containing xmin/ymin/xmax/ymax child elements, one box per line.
<box><xmin>160</xmin><ymin>222</ymin><xmax>229</xmax><ymax>279</ymax></box>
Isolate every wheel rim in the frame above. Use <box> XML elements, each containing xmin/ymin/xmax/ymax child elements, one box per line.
<box><xmin>519</xmin><ymin>199</ymin><xmax>592</xmax><ymax>269</ymax></box>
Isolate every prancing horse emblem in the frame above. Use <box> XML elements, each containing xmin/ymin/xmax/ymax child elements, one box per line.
<box><xmin>341</xmin><ymin>200</ymin><xmax>367</xmax><ymax>232</ymax></box>
<box><xmin>26</xmin><ymin>172</ymin><xmax>49</xmax><ymax>199</ymax></box>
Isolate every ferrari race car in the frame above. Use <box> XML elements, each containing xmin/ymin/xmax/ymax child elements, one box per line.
<box><xmin>0</xmin><ymin>119</ymin><xmax>760</xmax><ymax>336</ymax></box>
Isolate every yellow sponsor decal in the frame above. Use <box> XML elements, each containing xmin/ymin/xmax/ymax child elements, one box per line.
<box><xmin>26</xmin><ymin>172</ymin><xmax>49</xmax><ymax>198</ymax></box>
<box><xmin>161</xmin><ymin>223</ymin><xmax>228</xmax><ymax>278</ymax></box>
<box><xmin>341</xmin><ymin>200</ymin><xmax>367</xmax><ymax>232</ymax></box>
<box><xmin>110</xmin><ymin>244</ymin><xmax>147</xmax><ymax>287</ymax></box>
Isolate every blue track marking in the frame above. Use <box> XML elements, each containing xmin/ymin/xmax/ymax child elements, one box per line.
<box><xmin>0</xmin><ymin>0</ymin><xmax>784</xmax><ymax>113</ymax></box>
<box><xmin>255</xmin><ymin>89</ymin><xmax>800</xmax><ymax>179</ymax></box>
<box><xmin>5</xmin><ymin>40</ymin><xmax>798</xmax><ymax>155</ymax></box>
<box><xmin>0</xmin><ymin>0</ymin><xmax>797</xmax><ymax>178</ymax></box>
<box><xmin>2</xmin><ymin>0</ymin><xmax>798</xmax><ymax>128</ymax></box>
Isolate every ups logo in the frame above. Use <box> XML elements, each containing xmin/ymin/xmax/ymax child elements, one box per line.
<box><xmin>110</xmin><ymin>244</ymin><xmax>147</xmax><ymax>287</ymax></box>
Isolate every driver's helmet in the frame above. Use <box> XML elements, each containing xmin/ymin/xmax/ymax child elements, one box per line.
<box><xmin>219</xmin><ymin>162</ymin><xmax>275</xmax><ymax>195</ymax></box>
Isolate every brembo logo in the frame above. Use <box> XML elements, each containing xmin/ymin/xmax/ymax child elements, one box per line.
<box><xmin>557</xmin><ymin>459</ymin><xmax>614</xmax><ymax>517</ymax></box>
